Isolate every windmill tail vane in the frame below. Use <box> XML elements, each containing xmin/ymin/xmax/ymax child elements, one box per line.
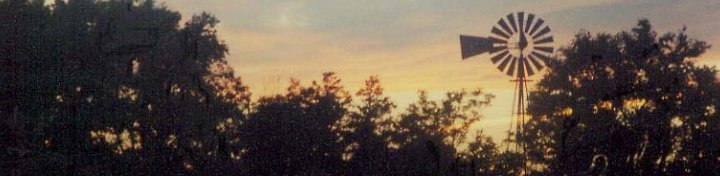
<box><xmin>459</xmin><ymin>35</ymin><xmax>495</xmax><ymax>59</ymax></box>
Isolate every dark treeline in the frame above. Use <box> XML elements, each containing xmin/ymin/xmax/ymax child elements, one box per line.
<box><xmin>2</xmin><ymin>0</ymin><xmax>720</xmax><ymax>175</ymax></box>
<box><xmin>0</xmin><ymin>0</ymin><xmax>511</xmax><ymax>175</ymax></box>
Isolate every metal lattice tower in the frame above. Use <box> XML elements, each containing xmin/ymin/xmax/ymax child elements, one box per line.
<box><xmin>459</xmin><ymin>11</ymin><xmax>554</xmax><ymax>175</ymax></box>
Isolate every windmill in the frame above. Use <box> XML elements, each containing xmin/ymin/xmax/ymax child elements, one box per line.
<box><xmin>459</xmin><ymin>11</ymin><xmax>554</xmax><ymax>166</ymax></box>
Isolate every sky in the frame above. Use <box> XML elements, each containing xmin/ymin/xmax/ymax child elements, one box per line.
<box><xmin>144</xmin><ymin>0</ymin><xmax>720</xmax><ymax>142</ymax></box>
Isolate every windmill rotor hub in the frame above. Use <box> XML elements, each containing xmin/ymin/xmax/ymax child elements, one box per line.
<box><xmin>518</xmin><ymin>32</ymin><xmax>529</xmax><ymax>50</ymax></box>
<box><xmin>506</xmin><ymin>33</ymin><xmax>533</xmax><ymax>58</ymax></box>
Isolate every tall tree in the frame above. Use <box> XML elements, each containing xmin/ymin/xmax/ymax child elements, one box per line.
<box><xmin>341</xmin><ymin>76</ymin><xmax>396</xmax><ymax>175</ymax></box>
<box><xmin>523</xmin><ymin>19</ymin><xmax>718</xmax><ymax>175</ymax></box>
<box><xmin>0</xmin><ymin>0</ymin><xmax>60</xmax><ymax>174</ymax></box>
<box><xmin>0</xmin><ymin>0</ymin><xmax>248</xmax><ymax>174</ymax></box>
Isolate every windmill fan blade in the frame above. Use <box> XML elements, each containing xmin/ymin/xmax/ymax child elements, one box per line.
<box><xmin>528</xmin><ymin>54</ymin><xmax>545</xmax><ymax>71</ymax></box>
<box><xmin>488</xmin><ymin>36</ymin><xmax>507</xmax><ymax>44</ymax></box>
<box><xmin>491</xmin><ymin>51</ymin><xmax>509</xmax><ymax>64</ymax></box>
<box><xmin>534</xmin><ymin>46</ymin><xmax>554</xmax><ymax>53</ymax></box>
<box><xmin>491</xmin><ymin>27</ymin><xmax>511</xmax><ymax>39</ymax></box>
<box><xmin>507</xmin><ymin>13</ymin><xmax>518</xmax><ymax>33</ymax></box>
<box><xmin>506</xmin><ymin>56</ymin><xmax>518</xmax><ymax>76</ymax></box>
<box><xmin>530</xmin><ymin>19</ymin><xmax>544</xmax><ymax>35</ymax></box>
<box><xmin>523</xmin><ymin>57</ymin><xmax>535</xmax><ymax>76</ymax></box>
<box><xmin>535</xmin><ymin>36</ymin><xmax>554</xmax><ymax>45</ymax></box>
<box><xmin>525</xmin><ymin>14</ymin><xmax>535</xmax><ymax>33</ymax></box>
<box><xmin>459</xmin><ymin>35</ymin><xmax>494</xmax><ymax>59</ymax></box>
<box><xmin>498</xmin><ymin>19</ymin><xmax>514</xmax><ymax>35</ymax></box>
<box><xmin>497</xmin><ymin>55</ymin><xmax>513</xmax><ymax>72</ymax></box>
<box><xmin>531</xmin><ymin>51</ymin><xmax>551</xmax><ymax>63</ymax></box>
<box><xmin>518</xmin><ymin>12</ymin><xmax>525</xmax><ymax>32</ymax></box>
<box><xmin>490</xmin><ymin>45</ymin><xmax>507</xmax><ymax>54</ymax></box>
<box><xmin>533</xmin><ymin>26</ymin><xmax>551</xmax><ymax>39</ymax></box>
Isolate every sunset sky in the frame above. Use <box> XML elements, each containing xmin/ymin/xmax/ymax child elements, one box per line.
<box><xmin>149</xmin><ymin>0</ymin><xmax>720</xmax><ymax>142</ymax></box>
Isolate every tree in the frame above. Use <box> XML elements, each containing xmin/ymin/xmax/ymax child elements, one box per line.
<box><xmin>241</xmin><ymin>72</ymin><xmax>350</xmax><ymax>175</ymax></box>
<box><xmin>0</xmin><ymin>0</ymin><xmax>248</xmax><ymax>174</ymax></box>
<box><xmin>464</xmin><ymin>131</ymin><xmax>524</xmax><ymax>176</ymax></box>
<box><xmin>0</xmin><ymin>0</ymin><xmax>61</xmax><ymax>174</ymax></box>
<box><xmin>388</xmin><ymin>89</ymin><xmax>494</xmax><ymax>175</ymax></box>
<box><xmin>523</xmin><ymin>19</ymin><xmax>718</xmax><ymax>175</ymax></box>
<box><xmin>341</xmin><ymin>76</ymin><xmax>396</xmax><ymax>175</ymax></box>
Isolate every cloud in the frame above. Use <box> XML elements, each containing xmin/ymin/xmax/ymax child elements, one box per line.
<box><xmin>267</xmin><ymin>2</ymin><xmax>310</xmax><ymax>29</ymax></box>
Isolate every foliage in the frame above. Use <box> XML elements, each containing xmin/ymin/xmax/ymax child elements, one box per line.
<box><xmin>0</xmin><ymin>0</ymin><xmax>247</xmax><ymax>174</ymax></box>
<box><xmin>523</xmin><ymin>19</ymin><xmax>719</xmax><ymax>175</ymax></box>
<box><xmin>240</xmin><ymin>73</ymin><xmax>351</xmax><ymax>175</ymax></box>
<box><xmin>388</xmin><ymin>89</ymin><xmax>496</xmax><ymax>175</ymax></box>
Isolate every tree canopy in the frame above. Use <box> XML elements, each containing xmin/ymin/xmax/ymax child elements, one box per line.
<box><xmin>1</xmin><ymin>0</ymin><xmax>248</xmax><ymax>174</ymax></box>
<box><xmin>523</xmin><ymin>19</ymin><xmax>719</xmax><ymax>175</ymax></box>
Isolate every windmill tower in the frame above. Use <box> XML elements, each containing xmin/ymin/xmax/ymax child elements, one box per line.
<box><xmin>459</xmin><ymin>11</ymin><xmax>554</xmax><ymax>171</ymax></box>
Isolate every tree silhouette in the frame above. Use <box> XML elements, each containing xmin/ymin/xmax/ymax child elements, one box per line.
<box><xmin>387</xmin><ymin>89</ymin><xmax>495</xmax><ymax>175</ymax></box>
<box><xmin>341</xmin><ymin>75</ymin><xmax>396</xmax><ymax>175</ymax></box>
<box><xmin>523</xmin><ymin>19</ymin><xmax>718</xmax><ymax>175</ymax></box>
<box><xmin>1</xmin><ymin>0</ymin><xmax>247</xmax><ymax>174</ymax></box>
<box><xmin>241</xmin><ymin>72</ymin><xmax>350</xmax><ymax>175</ymax></box>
